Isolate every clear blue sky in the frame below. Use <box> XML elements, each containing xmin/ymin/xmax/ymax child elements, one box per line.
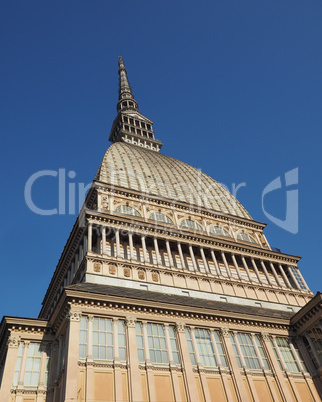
<box><xmin>1</xmin><ymin>1</ymin><xmax>321</xmax><ymax>319</ymax></box>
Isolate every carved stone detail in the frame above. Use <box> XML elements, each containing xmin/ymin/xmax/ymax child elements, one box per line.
<box><xmin>68</xmin><ymin>309</ymin><xmax>82</xmax><ymax>322</ymax></box>
<box><xmin>7</xmin><ymin>335</ymin><xmax>20</xmax><ymax>348</ymax></box>
<box><xmin>125</xmin><ymin>316</ymin><xmax>136</xmax><ymax>328</ymax></box>
<box><xmin>138</xmin><ymin>270</ymin><xmax>145</xmax><ymax>280</ymax></box>
<box><xmin>152</xmin><ymin>272</ymin><xmax>159</xmax><ymax>282</ymax></box>
<box><xmin>94</xmin><ymin>262</ymin><xmax>101</xmax><ymax>272</ymax></box>
<box><xmin>219</xmin><ymin>327</ymin><xmax>230</xmax><ymax>338</ymax></box>
<box><xmin>260</xmin><ymin>331</ymin><xmax>270</xmax><ymax>342</ymax></box>
<box><xmin>175</xmin><ymin>322</ymin><xmax>185</xmax><ymax>333</ymax></box>
<box><xmin>109</xmin><ymin>264</ymin><xmax>116</xmax><ymax>275</ymax></box>
<box><xmin>124</xmin><ymin>268</ymin><xmax>131</xmax><ymax>277</ymax></box>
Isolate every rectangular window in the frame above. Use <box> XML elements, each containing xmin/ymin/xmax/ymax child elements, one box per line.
<box><xmin>254</xmin><ymin>335</ymin><xmax>270</xmax><ymax>370</ymax></box>
<box><xmin>289</xmin><ymin>267</ymin><xmax>307</xmax><ymax>290</ymax></box>
<box><xmin>13</xmin><ymin>342</ymin><xmax>23</xmax><ymax>386</ymax></box>
<box><xmin>275</xmin><ymin>337</ymin><xmax>300</xmax><ymax>372</ymax></box>
<box><xmin>79</xmin><ymin>316</ymin><xmax>88</xmax><ymax>358</ymax></box>
<box><xmin>135</xmin><ymin>322</ymin><xmax>145</xmax><ymax>363</ymax></box>
<box><xmin>24</xmin><ymin>343</ymin><xmax>42</xmax><ymax>386</ymax></box>
<box><xmin>44</xmin><ymin>346</ymin><xmax>51</xmax><ymax>386</ymax></box>
<box><xmin>237</xmin><ymin>333</ymin><xmax>261</xmax><ymax>370</ymax></box>
<box><xmin>292</xmin><ymin>340</ymin><xmax>308</xmax><ymax>372</ymax></box>
<box><xmin>93</xmin><ymin>318</ymin><xmax>113</xmax><ymax>360</ymax></box>
<box><xmin>194</xmin><ymin>328</ymin><xmax>217</xmax><ymax>367</ymax></box>
<box><xmin>185</xmin><ymin>328</ymin><xmax>196</xmax><ymax>365</ymax></box>
<box><xmin>147</xmin><ymin>323</ymin><xmax>168</xmax><ymax>364</ymax></box>
<box><xmin>229</xmin><ymin>333</ymin><xmax>242</xmax><ymax>369</ymax></box>
<box><xmin>213</xmin><ymin>331</ymin><xmax>228</xmax><ymax>367</ymax></box>
<box><xmin>270</xmin><ymin>338</ymin><xmax>284</xmax><ymax>371</ymax></box>
<box><xmin>168</xmin><ymin>325</ymin><xmax>180</xmax><ymax>364</ymax></box>
<box><xmin>118</xmin><ymin>320</ymin><xmax>126</xmax><ymax>362</ymax></box>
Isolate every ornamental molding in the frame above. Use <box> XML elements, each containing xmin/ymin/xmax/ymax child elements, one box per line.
<box><xmin>7</xmin><ymin>335</ymin><xmax>20</xmax><ymax>348</ymax></box>
<box><xmin>125</xmin><ymin>316</ymin><xmax>136</xmax><ymax>328</ymax></box>
<box><xmin>175</xmin><ymin>322</ymin><xmax>185</xmax><ymax>333</ymax></box>
<box><xmin>68</xmin><ymin>308</ymin><xmax>82</xmax><ymax>322</ymax></box>
<box><xmin>219</xmin><ymin>327</ymin><xmax>230</xmax><ymax>338</ymax></box>
<box><xmin>260</xmin><ymin>331</ymin><xmax>270</xmax><ymax>342</ymax></box>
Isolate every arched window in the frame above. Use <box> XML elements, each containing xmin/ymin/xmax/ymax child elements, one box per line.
<box><xmin>149</xmin><ymin>212</ymin><xmax>174</xmax><ymax>225</ymax></box>
<box><xmin>210</xmin><ymin>225</ymin><xmax>231</xmax><ymax>238</ymax></box>
<box><xmin>115</xmin><ymin>205</ymin><xmax>141</xmax><ymax>217</ymax></box>
<box><xmin>237</xmin><ymin>232</ymin><xmax>256</xmax><ymax>244</ymax></box>
<box><xmin>180</xmin><ymin>219</ymin><xmax>203</xmax><ymax>231</ymax></box>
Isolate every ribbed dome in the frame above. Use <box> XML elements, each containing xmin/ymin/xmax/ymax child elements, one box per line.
<box><xmin>95</xmin><ymin>142</ymin><xmax>251</xmax><ymax>219</ymax></box>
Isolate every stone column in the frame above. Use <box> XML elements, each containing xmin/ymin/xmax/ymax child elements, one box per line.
<box><xmin>231</xmin><ymin>253</ymin><xmax>242</xmax><ymax>281</ymax></box>
<box><xmin>241</xmin><ymin>256</ymin><xmax>253</xmax><ymax>282</ymax></box>
<box><xmin>87</xmin><ymin>222</ymin><xmax>92</xmax><ymax>252</ymax></box>
<box><xmin>0</xmin><ymin>336</ymin><xmax>20</xmax><ymax>402</ymax></box>
<box><xmin>260</xmin><ymin>260</ymin><xmax>273</xmax><ymax>285</ymax></box>
<box><xmin>210</xmin><ymin>250</ymin><xmax>220</xmax><ymax>276</ymax></box>
<box><xmin>251</xmin><ymin>258</ymin><xmax>262</xmax><ymax>284</ymax></box>
<box><xmin>278</xmin><ymin>264</ymin><xmax>292</xmax><ymax>288</ymax></box>
<box><xmin>154</xmin><ymin>237</ymin><xmax>162</xmax><ymax>266</ymax></box>
<box><xmin>188</xmin><ymin>245</ymin><xmax>198</xmax><ymax>271</ymax></box>
<box><xmin>128</xmin><ymin>232</ymin><xmax>134</xmax><ymax>261</ymax></box>
<box><xmin>115</xmin><ymin>229</ymin><xmax>120</xmax><ymax>258</ymax></box>
<box><xmin>221</xmin><ymin>251</ymin><xmax>232</xmax><ymax>277</ymax></box>
<box><xmin>165</xmin><ymin>240</ymin><xmax>174</xmax><ymax>267</ymax></box>
<box><xmin>175</xmin><ymin>323</ymin><xmax>200</xmax><ymax>402</ymax></box>
<box><xmin>102</xmin><ymin>226</ymin><xmax>106</xmax><ymax>254</ymax></box>
<box><xmin>177</xmin><ymin>242</ymin><xmax>186</xmax><ymax>269</ymax></box>
<box><xmin>125</xmin><ymin>317</ymin><xmax>143</xmax><ymax>402</ymax></box>
<box><xmin>63</xmin><ymin>308</ymin><xmax>82</xmax><ymax>402</ymax></box>
<box><xmin>200</xmin><ymin>247</ymin><xmax>210</xmax><ymax>273</ymax></box>
<box><xmin>269</xmin><ymin>262</ymin><xmax>282</xmax><ymax>287</ymax></box>
<box><xmin>141</xmin><ymin>235</ymin><xmax>148</xmax><ymax>263</ymax></box>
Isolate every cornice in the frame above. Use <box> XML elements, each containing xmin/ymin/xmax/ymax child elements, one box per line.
<box><xmin>63</xmin><ymin>288</ymin><xmax>292</xmax><ymax>330</ymax></box>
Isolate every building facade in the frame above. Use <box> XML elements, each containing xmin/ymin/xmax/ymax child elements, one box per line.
<box><xmin>0</xmin><ymin>57</ymin><xmax>321</xmax><ymax>402</ymax></box>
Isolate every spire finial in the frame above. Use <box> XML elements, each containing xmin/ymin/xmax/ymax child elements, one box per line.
<box><xmin>117</xmin><ymin>56</ymin><xmax>138</xmax><ymax>112</ymax></box>
<box><xmin>110</xmin><ymin>57</ymin><xmax>163</xmax><ymax>152</ymax></box>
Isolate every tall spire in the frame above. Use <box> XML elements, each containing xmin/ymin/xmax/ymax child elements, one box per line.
<box><xmin>110</xmin><ymin>57</ymin><xmax>163</xmax><ymax>152</ymax></box>
<box><xmin>117</xmin><ymin>56</ymin><xmax>138</xmax><ymax>113</ymax></box>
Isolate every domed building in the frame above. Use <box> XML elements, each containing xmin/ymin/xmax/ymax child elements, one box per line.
<box><xmin>0</xmin><ymin>57</ymin><xmax>321</xmax><ymax>402</ymax></box>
